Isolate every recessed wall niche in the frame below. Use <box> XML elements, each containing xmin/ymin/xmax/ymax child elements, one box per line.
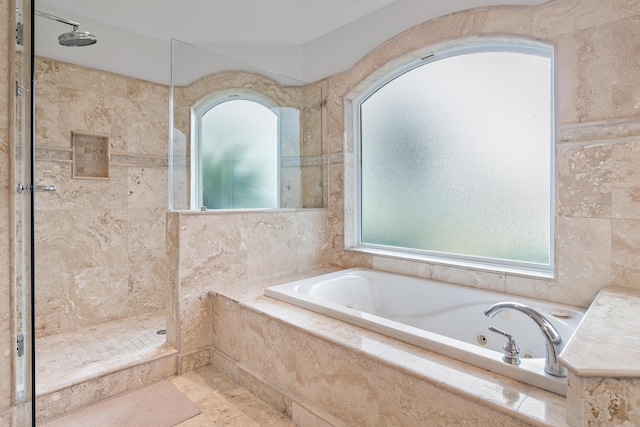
<box><xmin>72</xmin><ymin>132</ymin><xmax>110</xmax><ymax>179</ymax></box>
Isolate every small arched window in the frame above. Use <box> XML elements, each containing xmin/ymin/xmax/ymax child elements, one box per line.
<box><xmin>354</xmin><ymin>41</ymin><xmax>554</xmax><ymax>274</ymax></box>
<box><xmin>191</xmin><ymin>91</ymin><xmax>279</xmax><ymax>209</ymax></box>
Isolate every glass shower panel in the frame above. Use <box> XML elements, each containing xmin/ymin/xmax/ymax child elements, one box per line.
<box><xmin>11</xmin><ymin>0</ymin><xmax>35</xmax><ymax>424</ymax></box>
<box><xmin>169</xmin><ymin>39</ymin><xmax>323</xmax><ymax>210</ymax></box>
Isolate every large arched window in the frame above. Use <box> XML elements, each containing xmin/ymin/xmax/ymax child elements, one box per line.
<box><xmin>354</xmin><ymin>41</ymin><xmax>554</xmax><ymax>274</ymax></box>
<box><xmin>191</xmin><ymin>91</ymin><xmax>279</xmax><ymax>209</ymax></box>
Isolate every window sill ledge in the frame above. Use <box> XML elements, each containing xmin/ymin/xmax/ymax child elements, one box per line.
<box><xmin>345</xmin><ymin>246</ymin><xmax>555</xmax><ymax>281</ymax></box>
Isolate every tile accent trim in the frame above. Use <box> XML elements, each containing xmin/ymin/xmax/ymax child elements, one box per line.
<box><xmin>35</xmin><ymin>148</ymin><xmax>169</xmax><ymax>168</ymax></box>
<box><xmin>558</xmin><ymin>118</ymin><xmax>640</xmax><ymax>143</ymax></box>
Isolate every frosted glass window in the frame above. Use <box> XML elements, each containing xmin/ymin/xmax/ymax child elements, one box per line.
<box><xmin>359</xmin><ymin>47</ymin><xmax>553</xmax><ymax>270</ymax></box>
<box><xmin>201</xmin><ymin>100</ymin><xmax>278</xmax><ymax>209</ymax></box>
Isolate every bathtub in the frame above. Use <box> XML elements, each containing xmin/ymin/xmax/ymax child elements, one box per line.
<box><xmin>264</xmin><ymin>268</ymin><xmax>585</xmax><ymax>396</ymax></box>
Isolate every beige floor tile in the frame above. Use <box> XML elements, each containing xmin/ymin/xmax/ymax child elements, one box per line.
<box><xmin>170</xmin><ymin>366</ymin><xmax>298</xmax><ymax>427</ymax></box>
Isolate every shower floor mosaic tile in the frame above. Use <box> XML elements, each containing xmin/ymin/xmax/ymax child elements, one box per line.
<box><xmin>36</xmin><ymin>311</ymin><xmax>170</xmax><ymax>394</ymax></box>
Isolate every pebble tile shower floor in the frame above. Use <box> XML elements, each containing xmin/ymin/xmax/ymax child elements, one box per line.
<box><xmin>36</xmin><ymin>311</ymin><xmax>169</xmax><ymax>394</ymax></box>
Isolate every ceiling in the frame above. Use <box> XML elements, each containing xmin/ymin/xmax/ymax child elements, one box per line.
<box><xmin>33</xmin><ymin>0</ymin><xmax>549</xmax><ymax>85</ymax></box>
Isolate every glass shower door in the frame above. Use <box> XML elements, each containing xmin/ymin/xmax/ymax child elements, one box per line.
<box><xmin>11</xmin><ymin>0</ymin><xmax>35</xmax><ymax>424</ymax></box>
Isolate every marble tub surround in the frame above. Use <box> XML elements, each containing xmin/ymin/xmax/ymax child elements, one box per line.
<box><xmin>33</xmin><ymin>57</ymin><xmax>170</xmax><ymax>336</ymax></box>
<box><xmin>560</xmin><ymin>287</ymin><xmax>640</xmax><ymax>426</ymax></box>
<box><xmin>209</xmin><ymin>278</ymin><xmax>570</xmax><ymax>427</ymax></box>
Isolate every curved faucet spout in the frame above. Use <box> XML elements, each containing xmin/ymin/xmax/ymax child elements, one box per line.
<box><xmin>484</xmin><ymin>302</ymin><xmax>566</xmax><ymax>378</ymax></box>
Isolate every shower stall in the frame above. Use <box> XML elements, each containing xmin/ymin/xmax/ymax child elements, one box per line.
<box><xmin>19</xmin><ymin>4</ymin><xmax>323</xmax><ymax>421</ymax></box>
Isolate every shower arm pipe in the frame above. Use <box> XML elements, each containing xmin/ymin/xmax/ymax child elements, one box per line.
<box><xmin>35</xmin><ymin>10</ymin><xmax>80</xmax><ymax>30</ymax></box>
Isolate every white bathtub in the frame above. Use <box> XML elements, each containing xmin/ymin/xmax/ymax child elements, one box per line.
<box><xmin>264</xmin><ymin>268</ymin><xmax>585</xmax><ymax>396</ymax></box>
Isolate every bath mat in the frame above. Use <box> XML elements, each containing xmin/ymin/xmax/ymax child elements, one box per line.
<box><xmin>41</xmin><ymin>380</ymin><xmax>200</xmax><ymax>427</ymax></box>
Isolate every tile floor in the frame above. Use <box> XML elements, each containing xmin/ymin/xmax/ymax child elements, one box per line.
<box><xmin>35</xmin><ymin>311</ymin><xmax>171</xmax><ymax>394</ymax></box>
<box><xmin>35</xmin><ymin>312</ymin><xmax>298</xmax><ymax>425</ymax></box>
<box><xmin>170</xmin><ymin>366</ymin><xmax>297</xmax><ymax>426</ymax></box>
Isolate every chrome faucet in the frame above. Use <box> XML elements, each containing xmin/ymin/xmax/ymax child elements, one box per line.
<box><xmin>484</xmin><ymin>302</ymin><xmax>566</xmax><ymax>378</ymax></box>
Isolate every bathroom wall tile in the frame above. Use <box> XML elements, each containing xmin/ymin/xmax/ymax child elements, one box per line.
<box><xmin>0</xmin><ymin>409</ymin><xmax>10</xmax><ymax>427</ymax></box>
<box><xmin>611</xmin><ymin>14</ymin><xmax>640</xmax><ymax>119</ymax></box>
<box><xmin>34</xmin><ymin>61</ymin><xmax>62</xmax><ymax>149</ymax></box>
<box><xmin>178</xmin><ymin>348</ymin><xmax>210</xmax><ymax>374</ymax></box>
<box><xmin>457</xmin><ymin>7</ymin><xmax>534</xmax><ymax>35</ymax></box>
<box><xmin>301</xmin><ymin>164</ymin><xmax>324</xmax><ymax>208</ymax></box>
<box><xmin>294</xmin><ymin>333</ymin><xmax>381</xmax><ymax>426</ymax></box>
<box><xmin>612</xmin><ymin>141</ymin><xmax>640</xmax><ymax>218</ymax></box>
<box><xmin>372</xmin><ymin>256</ymin><xmax>433</xmax><ymax>279</ymax></box>
<box><xmin>177</xmin><ymin>214</ymin><xmax>248</xmax><ymax>290</ymax></box>
<box><xmin>566</xmin><ymin>372</ymin><xmax>583</xmax><ymax>426</ymax></box>
<box><xmin>127</xmin><ymin>208</ymin><xmax>166</xmax><ymax>263</ymax></box>
<box><xmin>126</xmin><ymin>259</ymin><xmax>167</xmax><ymax>314</ymax></box>
<box><xmin>557</xmin><ymin>142</ymin><xmax>612</xmax><ymax>218</ymax></box>
<box><xmin>245</xmin><ymin>212</ymin><xmax>299</xmax><ymax>280</ymax></box>
<box><xmin>210</xmin><ymin>294</ymin><xmax>242</xmax><ymax>359</ymax></box>
<box><xmin>505</xmin><ymin>275</ymin><xmax>582</xmax><ymax>308</ymax></box>
<box><xmin>49</xmin><ymin>60</ymin><xmax>129</xmax><ymax>98</ymax></box>
<box><xmin>125</xmin><ymin>79</ymin><xmax>169</xmax><ymax>157</ymax></box>
<box><xmin>613</xmin><ymin>0</ymin><xmax>640</xmax><ymax>20</ymax></box>
<box><xmin>611</xmin><ymin>218</ymin><xmax>640</xmax><ymax>290</ymax></box>
<box><xmin>554</xmin><ymin>24</ymin><xmax>613</xmax><ymax>125</ymax></box>
<box><xmin>127</xmin><ymin>166</ymin><xmax>168</xmax><ymax>209</ymax></box>
<box><xmin>326</xmin><ymin>74</ymin><xmax>350</xmax><ymax>155</ymax></box>
<box><xmin>237</xmin><ymin>308</ymin><xmax>298</xmax><ymax>392</ymax></box>
<box><xmin>59</xmin><ymin>87</ymin><xmax>129</xmax><ymax>151</ymax></box>
<box><xmin>430</xmin><ymin>264</ymin><xmax>507</xmax><ymax>293</ymax></box>
<box><xmin>556</xmin><ymin>216</ymin><xmax>611</xmax><ymax>304</ymax></box>
<box><xmin>295</xmin><ymin>210</ymin><xmax>331</xmax><ymax>271</ymax></box>
<box><xmin>533</xmin><ymin>0</ymin><xmax>613</xmax><ymax>39</ymax></box>
<box><xmin>234</xmin><ymin>364</ymin><xmax>294</xmax><ymax>418</ymax></box>
<box><xmin>35</xmin><ymin>162</ymin><xmax>128</xmax><ymax>211</ymax></box>
<box><xmin>572</xmin><ymin>377</ymin><xmax>640</xmax><ymax>426</ymax></box>
<box><xmin>165</xmin><ymin>212</ymin><xmax>181</xmax><ymax>348</ymax></box>
<box><xmin>376</xmin><ymin>359</ymin><xmax>527</xmax><ymax>426</ymax></box>
<box><xmin>34</xmin><ymin>208</ymin><xmax>130</xmax><ymax>335</ymax></box>
<box><xmin>178</xmin><ymin>287</ymin><xmax>213</xmax><ymax>354</ymax></box>
<box><xmin>35</xmin><ymin>58</ymin><xmax>131</xmax><ymax>153</ymax></box>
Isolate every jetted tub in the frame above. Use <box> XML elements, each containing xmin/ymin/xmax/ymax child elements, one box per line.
<box><xmin>264</xmin><ymin>268</ymin><xmax>585</xmax><ymax>396</ymax></box>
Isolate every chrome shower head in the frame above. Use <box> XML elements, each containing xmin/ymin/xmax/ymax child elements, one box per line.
<box><xmin>35</xmin><ymin>10</ymin><xmax>97</xmax><ymax>47</ymax></box>
<box><xmin>58</xmin><ymin>29</ymin><xmax>97</xmax><ymax>47</ymax></box>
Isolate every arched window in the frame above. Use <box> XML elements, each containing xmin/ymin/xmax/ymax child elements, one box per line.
<box><xmin>191</xmin><ymin>91</ymin><xmax>279</xmax><ymax>209</ymax></box>
<box><xmin>354</xmin><ymin>41</ymin><xmax>554</xmax><ymax>274</ymax></box>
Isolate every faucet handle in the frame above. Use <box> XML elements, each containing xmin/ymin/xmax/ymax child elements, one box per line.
<box><xmin>489</xmin><ymin>326</ymin><xmax>521</xmax><ymax>365</ymax></box>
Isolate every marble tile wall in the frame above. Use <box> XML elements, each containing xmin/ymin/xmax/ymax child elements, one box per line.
<box><xmin>322</xmin><ymin>0</ymin><xmax>640</xmax><ymax>309</ymax></box>
<box><xmin>33</xmin><ymin>58</ymin><xmax>170</xmax><ymax>337</ymax></box>
<box><xmin>167</xmin><ymin>209</ymin><xmax>330</xmax><ymax>371</ymax></box>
